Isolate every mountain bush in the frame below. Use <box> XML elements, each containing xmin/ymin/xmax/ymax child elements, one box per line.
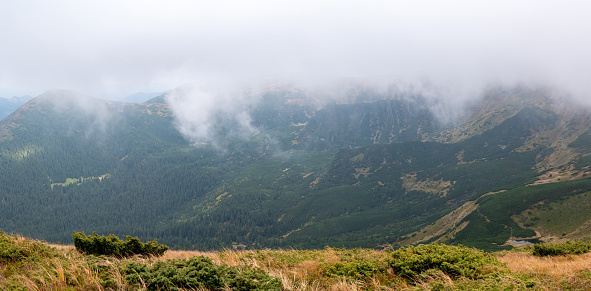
<box><xmin>72</xmin><ymin>231</ymin><xmax>168</xmax><ymax>257</ymax></box>
<box><xmin>0</xmin><ymin>230</ymin><xmax>57</xmax><ymax>262</ymax></box>
<box><xmin>527</xmin><ymin>241</ymin><xmax>591</xmax><ymax>257</ymax></box>
<box><xmin>387</xmin><ymin>244</ymin><xmax>506</xmax><ymax>280</ymax></box>
<box><xmin>124</xmin><ymin>256</ymin><xmax>281</xmax><ymax>291</ymax></box>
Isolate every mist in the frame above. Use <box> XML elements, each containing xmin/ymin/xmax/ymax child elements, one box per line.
<box><xmin>165</xmin><ymin>83</ymin><xmax>260</xmax><ymax>144</ymax></box>
<box><xmin>37</xmin><ymin>90</ymin><xmax>119</xmax><ymax>138</ymax></box>
<box><xmin>1</xmin><ymin>0</ymin><xmax>590</xmax><ymax>129</ymax></box>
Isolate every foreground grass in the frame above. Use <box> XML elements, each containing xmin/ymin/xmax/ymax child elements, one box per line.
<box><xmin>3</xmin><ymin>233</ymin><xmax>591</xmax><ymax>290</ymax></box>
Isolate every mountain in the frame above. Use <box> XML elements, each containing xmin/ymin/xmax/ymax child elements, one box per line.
<box><xmin>1</xmin><ymin>86</ymin><xmax>591</xmax><ymax>251</ymax></box>
<box><xmin>0</xmin><ymin>95</ymin><xmax>33</xmax><ymax>121</ymax></box>
<box><xmin>122</xmin><ymin>91</ymin><xmax>166</xmax><ymax>103</ymax></box>
<box><xmin>144</xmin><ymin>94</ymin><xmax>166</xmax><ymax>104</ymax></box>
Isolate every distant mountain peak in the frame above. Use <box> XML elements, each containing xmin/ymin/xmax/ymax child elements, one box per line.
<box><xmin>124</xmin><ymin>91</ymin><xmax>166</xmax><ymax>103</ymax></box>
<box><xmin>144</xmin><ymin>94</ymin><xmax>166</xmax><ymax>104</ymax></box>
<box><xmin>33</xmin><ymin>89</ymin><xmax>98</xmax><ymax>103</ymax></box>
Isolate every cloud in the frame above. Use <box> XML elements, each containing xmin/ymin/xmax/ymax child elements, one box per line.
<box><xmin>36</xmin><ymin>89</ymin><xmax>118</xmax><ymax>138</ymax></box>
<box><xmin>165</xmin><ymin>83</ymin><xmax>259</xmax><ymax>144</ymax></box>
<box><xmin>0</xmin><ymin>0</ymin><xmax>590</xmax><ymax>102</ymax></box>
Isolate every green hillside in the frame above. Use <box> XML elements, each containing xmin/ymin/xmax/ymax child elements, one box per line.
<box><xmin>1</xmin><ymin>87</ymin><xmax>591</xmax><ymax>250</ymax></box>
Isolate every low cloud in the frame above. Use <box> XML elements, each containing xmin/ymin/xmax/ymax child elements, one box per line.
<box><xmin>165</xmin><ymin>83</ymin><xmax>259</xmax><ymax>144</ymax></box>
<box><xmin>37</xmin><ymin>90</ymin><xmax>118</xmax><ymax>139</ymax></box>
<box><xmin>0</xmin><ymin>1</ymin><xmax>589</xmax><ymax>106</ymax></box>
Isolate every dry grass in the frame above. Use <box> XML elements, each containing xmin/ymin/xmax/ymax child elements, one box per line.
<box><xmin>46</xmin><ymin>243</ymin><xmax>76</xmax><ymax>252</ymax></box>
<box><xmin>497</xmin><ymin>251</ymin><xmax>591</xmax><ymax>290</ymax></box>
<box><xmin>153</xmin><ymin>248</ymin><xmax>394</xmax><ymax>290</ymax></box>
<box><xmin>48</xmin><ymin>247</ymin><xmax>591</xmax><ymax>290</ymax></box>
<box><xmin>499</xmin><ymin>251</ymin><xmax>591</xmax><ymax>279</ymax></box>
<box><xmin>7</xmin><ymin>232</ymin><xmax>591</xmax><ymax>291</ymax></box>
<box><xmin>159</xmin><ymin>248</ymin><xmax>591</xmax><ymax>290</ymax></box>
<box><xmin>160</xmin><ymin>249</ymin><xmax>216</xmax><ymax>261</ymax></box>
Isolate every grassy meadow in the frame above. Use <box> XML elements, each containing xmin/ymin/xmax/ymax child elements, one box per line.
<box><xmin>3</xmin><ymin>231</ymin><xmax>591</xmax><ymax>290</ymax></box>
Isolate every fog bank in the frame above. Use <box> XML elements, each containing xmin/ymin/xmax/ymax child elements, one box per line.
<box><xmin>0</xmin><ymin>0</ymin><xmax>589</xmax><ymax>102</ymax></box>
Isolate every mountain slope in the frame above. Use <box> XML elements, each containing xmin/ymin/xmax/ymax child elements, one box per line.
<box><xmin>1</xmin><ymin>87</ymin><xmax>591</xmax><ymax>250</ymax></box>
<box><xmin>0</xmin><ymin>95</ymin><xmax>32</xmax><ymax>121</ymax></box>
<box><xmin>0</xmin><ymin>90</ymin><xmax>218</xmax><ymax>243</ymax></box>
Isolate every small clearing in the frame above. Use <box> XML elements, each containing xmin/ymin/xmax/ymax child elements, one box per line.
<box><xmin>51</xmin><ymin>174</ymin><xmax>110</xmax><ymax>190</ymax></box>
<box><xmin>401</xmin><ymin>173</ymin><xmax>455</xmax><ymax>196</ymax></box>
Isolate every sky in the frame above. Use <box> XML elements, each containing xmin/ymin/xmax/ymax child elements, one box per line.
<box><xmin>1</xmin><ymin>0</ymin><xmax>590</xmax><ymax>101</ymax></box>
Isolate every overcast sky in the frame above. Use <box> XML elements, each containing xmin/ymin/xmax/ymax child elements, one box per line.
<box><xmin>1</xmin><ymin>0</ymin><xmax>590</xmax><ymax>100</ymax></box>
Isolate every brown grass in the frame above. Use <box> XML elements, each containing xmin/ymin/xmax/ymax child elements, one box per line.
<box><xmin>499</xmin><ymin>252</ymin><xmax>591</xmax><ymax>279</ymax></box>
<box><xmin>46</xmin><ymin>243</ymin><xmax>76</xmax><ymax>252</ymax></box>
<box><xmin>160</xmin><ymin>248</ymin><xmax>591</xmax><ymax>290</ymax></box>
<box><xmin>47</xmin><ymin>247</ymin><xmax>591</xmax><ymax>290</ymax></box>
<box><xmin>8</xmin><ymin>233</ymin><xmax>591</xmax><ymax>291</ymax></box>
<box><xmin>149</xmin><ymin>248</ymin><xmax>395</xmax><ymax>290</ymax></box>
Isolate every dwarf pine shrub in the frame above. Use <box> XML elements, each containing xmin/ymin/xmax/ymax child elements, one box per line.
<box><xmin>529</xmin><ymin>241</ymin><xmax>591</xmax><ymax>256</ymax></box>
<box><xmin>324</xmin><ymin>260</ymin><xmax>387</xmax><ymax>280</ymax></box>
<box><xmin>124</xmin><ymin>256</ymin><xmax>281</xmax><ymax>291</ymax></box>
<box><xmin>0</xmin><ymin>230</ymin><xmax>56</xmax><ymax>262</ymax></box>
<box><xmin>388</xmin><ymin>244</ymin><xmax>506</xmax><ymax>280</ymax></box>
<box><xmin>72</xmin><ymin>231</ymin><xmax>168</xmax><ymax>257</ymax></box>
<box><xmin>321</xmin><ymin>247</ymin><xmax>389</xmax><ymax>280</ymax></box>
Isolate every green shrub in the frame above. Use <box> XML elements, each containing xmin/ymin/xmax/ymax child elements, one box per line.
<box><xmin>324</xmin><ymin>260</ymin><xmax>387</xmax><ymax>280</ymax></box>
<box><xmin>387</xmin><ymin>244</ymin><xmax>506</xmax><ymax>280</ymax></box>
<box><xmin>123</xmin><ymin>256</ymin><xmax>281</xmax><ymax>290</ymax></box>
<box><xmin>0</xmin><ymin>230</ymin><xmax>56</xmax><ymax>262</ymax></box>
<box><xmin>528</xmin><ymin>241</ymin><xmax>591</xmax><ymax>257</ymax></box>
<box><xmin>72</xmin><ymin>231</ymin><xmax>168</xmax><ymax>257</ymax></box>
<box><xmin>321</xmin><ymin>247</ymin><xmax>389</xmax><ymax>280</ymax></box>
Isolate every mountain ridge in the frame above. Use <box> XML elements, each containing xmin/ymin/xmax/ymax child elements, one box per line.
<box><xmin>1</xmin><ymin>85</ymin><xmax>591</xmax><ymax>250</ymax></box>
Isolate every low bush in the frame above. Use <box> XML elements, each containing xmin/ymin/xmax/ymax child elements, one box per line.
<box><xmin>123</xmin><ymin>256</ymin><xmax>281</xmax><ymax>290</ymax></box>
<box><xmin>72</xmin><ymin>231</ymin><xmax>168</xmax><ymax>257</ymax></box>
<box><xmin>528</xmin><ymin>241</ymin><xmax>591</xmax><ymax>257</ymax></box>
<box><xmin>320</xmin><ymin>247</ymin><xmax>389</xmax><ymax>281</ymax></box>
<box><xmin>324</xmin><ymin>260</ymin><xmax>387</xmax><ymax>280</ymax></box>
<box><xmin>0</xmin><ymin>230</ymin><xmax>56</xmax><ymax>262</ymax></box>
<box><xmin>387</xmin><ymin>244</ymin><xmax>506</xmax><ymax>280</ymax></box>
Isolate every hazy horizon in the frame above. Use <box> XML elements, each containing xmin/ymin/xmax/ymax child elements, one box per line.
<box><xmin>1</xmin><ymin>0</ymin><xmax>589</xmax><ymax>102</ymax></box>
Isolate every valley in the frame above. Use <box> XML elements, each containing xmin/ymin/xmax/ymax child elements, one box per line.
<box><xmin>1</xmin><ymin>85</ymin><xmax>591</xmax><ymax>252</ymax></box>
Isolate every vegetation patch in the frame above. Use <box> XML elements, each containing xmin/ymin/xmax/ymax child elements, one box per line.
<box><xmin>388</xmin><ymin>244</ymin><xmax>507</xmax><ymax>280</ymax></box>
<box><xmin>6</xmin><ymin>231</ymin><xmax>591</xmax><ymax>290</ymax></box>
<box><xmin>324</xmin><ymin>259</ymin><xmax>386</xmax><ymax>281</ymax></box>
<box><xmin>401</xmin><ymin>173</ymin><xmax>455</xmax><ymax>196</ymax></box>
<box><xmin>321</xmin><ymin>247</ymin><xmax>389</xmax><ymax>281</ymax></box>
<box><xmin>398</xmin><ymin>201</ymin><xmax>477</xmax><ymax>246</ymax></box>
<box><xmin>0</xmin><ymin>230</ymin><xmax>56</xmax><ymax>262</ymax></box>
<box><xmin>124</xmin><ymin>256</ymin><xmax>281</xmax><ymax>291</ymax></box>
<box><xmin>51</xmin><ymin>173</ymin><xmax>111</xmax><ymax>189</ymax></box>
<box><xmin>451</xmin><ymin>178</ymin><xmax>591</xmax><ymax>250</ymax></box>
<box><xmin>530</xmin><ymin>165</ymin><xmax>590</xmax><ymax>186</ymax></box>
<box><xmin>0</xmin><ymin>144</ymin><xmax>43</xmax><ymax>161</ymax></box>
<box><xmin>514</xmin><ymin>190</ymin><xmax>591</xmax><ymax>238</ymax></box>
<box><xmin>0</xmin><ymin>231</ymin><xmax>98</xmax><ymax>289</ymax></box>
<box><xmin>525</xmin><ymin>241</ymin><xmax>591</xmax><ymax>257</ymax></box>
<box><xmin>353</xmin><ymin>167</ymin><xmax>371</xmax><ymax>178</ymax></box>
<box><xmin>72</xmin><ymin>231</ymin><xmax>168</xmax><ymax>257</ymax></box>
